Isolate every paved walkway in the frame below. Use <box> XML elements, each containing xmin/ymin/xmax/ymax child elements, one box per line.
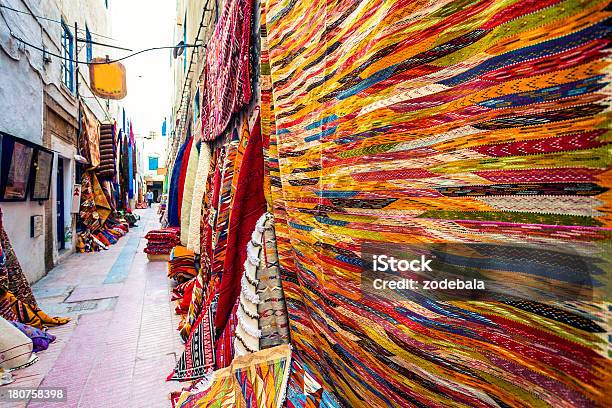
<box><xmin>3</xmin><ymin>207</ymin><xmax>182</xmax><ymax>408</ymax></box>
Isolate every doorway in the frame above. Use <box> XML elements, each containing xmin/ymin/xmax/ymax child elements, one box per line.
<box><xmin>56</xmin><ymin>159</ymin><xmax>65</xmax><ymax>250</ymax></box>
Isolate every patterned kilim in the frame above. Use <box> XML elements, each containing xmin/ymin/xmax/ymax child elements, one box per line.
<box><xmin>0</xmin><ymin>209</ymin><xmax>36</xmax><ymax>306</ymax></box>
<box><xmin>262</xmin><ymin>0</ymin><xmax>612</xmax><ymax>406</ymax></box>
<box><xmin>174</xmin><ymin>345</ymin><xmax>292</xmax><ymax>408</ymax></box>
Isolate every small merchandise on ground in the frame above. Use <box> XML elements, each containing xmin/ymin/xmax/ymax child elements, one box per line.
<box><xmin>147</xmin><ymin>0</ymin><xmax>612</xmax><ymax>405</ymax></box>
<box><xmin>0</xmin><ymin>209</ymin><xmax>68</xmax><ymax>380</ymax></box>
<box><xmin>144</xmin><ymin>228</ymin><xmax>180</xmax><ymax>256</ymax></box>
<box><xmin>167</xmin><ymin>246</ymin><xmax>197</xmax><ymax>283</ymax></box>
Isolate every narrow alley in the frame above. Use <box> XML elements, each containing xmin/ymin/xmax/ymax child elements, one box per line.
<box><xmin>5</xmin><ymin>207</ymin><xmax>181</xmax><ymax>407</ymax></box>
<box><xmin>1</xmin><ymin>0</ymin><xmax>610</xmax><ymax>407</ymax></box>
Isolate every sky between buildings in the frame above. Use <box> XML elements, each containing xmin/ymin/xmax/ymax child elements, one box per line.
<box><xmin>110</xmin><ymin>0</ymin><xmax>176</xmax><ymax>139</ymax></box>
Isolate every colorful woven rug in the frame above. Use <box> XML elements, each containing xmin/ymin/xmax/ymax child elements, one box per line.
<box><xmin>181</xmin><ymin>140</ymin><xmax>201</xmax><ymax>245</ymax></box>
<box><xmin>187</xmin><ymin>143</ymin><xmax>212</xmax><ymax>254</ymax></box>
<box><xmin>0</xmin><ymin>209</ymin><xmax>36</xmax><ymax>306</ymax></box>
<box><xmin>168</xmin><ymin>138</ymin><xmax>191</xmax><ymax>227</ymax></box>
<box><xmin>262</xmin><ymin>0</ymin><xmax>612</xmax><ymax>406</ymax></box>
<box><xmin>174</xmin><ymin>344</ymin><xmax>292</xmax><ymax>408</ymax></box>
<box><xmin>202</xmin><ymin>0</ymin><xmax>253</xmax><ymax>141</ymax></box>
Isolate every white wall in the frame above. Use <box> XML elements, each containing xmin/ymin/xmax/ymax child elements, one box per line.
<box><xmin>0</xmin><ymin>0</ymin><xmax>112</xmax><ymax>283</ymax></box>
<box><xmin>0</xmin><ymin>18</ymin><xmax>47</xmax><ymax>281</ymax></box>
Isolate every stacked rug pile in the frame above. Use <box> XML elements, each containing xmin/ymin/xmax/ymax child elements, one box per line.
<box><xmin>96</xmin><ymin>123</ymin><xmax>116</xmax><ymax>179</ymax></box>
<box><xmin>168</xmin><ymin>246</ymin><xmax>197</xmax><ymax>283</ymax></box>
<box><xmin>144</xmin><ymin>228</ymin><xmax>180</xmax><ymax>256</ymax></box>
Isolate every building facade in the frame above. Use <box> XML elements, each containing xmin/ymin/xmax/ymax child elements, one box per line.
<box><xmin>167</xmin><ymin>0</ymin><xmax>216</xmax><ymax>170</ymax></box>
<box><xmin>137</xmin><ymin>130</ymin><xmax>166</xmax><ymax>202</ymax></box>
<box><xmin>0</xmin><ymin>0</ymin><xmax>115</xmax><ymax>282</ymax></box>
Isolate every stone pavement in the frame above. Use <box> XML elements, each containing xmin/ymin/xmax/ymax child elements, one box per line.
<box><xmin>2</xmin><ymin>207</ymin><xmax>183</xmax><ymax>408</ymax></box>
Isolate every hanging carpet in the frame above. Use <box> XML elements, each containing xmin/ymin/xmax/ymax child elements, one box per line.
<box><xmin>261</xmin><ymin>0</ymin><xmax>612</xmax><ymax>406</ymax></box>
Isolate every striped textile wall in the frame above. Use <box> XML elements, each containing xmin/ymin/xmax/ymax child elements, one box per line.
<box><xmin>262</xmin><ymin>0</ymin><xmax>612</xmax><ymax>406</ymax></box>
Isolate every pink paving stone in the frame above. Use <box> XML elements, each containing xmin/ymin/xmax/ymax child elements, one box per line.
<box><xmin>28</xmin><ymin>311</ymin><xmax>114</xmax><ymax>408</ymax></box>
<box><xmin>21</xmin><ymin>208</ymin><xmax>180</xmax><ymax>408</ymax></box>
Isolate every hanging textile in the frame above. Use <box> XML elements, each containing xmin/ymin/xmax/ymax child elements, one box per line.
<box><xmin>169</xmin><ymin>278</ymin><xmax>219</xmax><ymax>381</ymax></box>
<box><xmin>131</xmin><ymin>124</ymin><xmax>137</xmax><ymax>177</ymax></box>
<box><xmin>261</xmin><ymin>0</ymin><xmax>612</xmax><ymax>407</ymax></box>
<box><xmin>177</xmin><ymin>137</ymin><xmax>194</xmax><ymax>222</ymax></box>
<box><xmin>187</xmin><ymin>143</ymin><xmax>212</xmax><ymax>253</ymax></box>
<box><xmin>168</xmin><ymin>139</ymin><xmax>191</xmax><ymax>227</ymax></box>
<box><xmin>181</xmin><ymin>145</ymin><xmax>222</xmax><ymax>340</ymax></box>
<box><xmin>201</xmin><ymin>0</ymin><xmax>254</xmax><ymax>141</ymax></box>
<box><xmin>284</xmin><ymin>351</ymin><xmax>341</xmax><ymax>408</ymax></box>
<box><xmin>234</xmin><ymin>214</ymin><xmax>266</xmax><ymax>357</ymax></box>
<box><xmin>255</xmin><ymin>213</ymin><xmax>289</xmax><ymax>350</ymax></box>
<box><xmin>174</xmin><ymin>344</ymin><xmax>292</xmax><ymax>408</ymax></box>
<box><xmin>127</xmin><ymin>124</ymin><xmax>134</xmax><ymax>200</ymax></box>
<box><xmin>96</xmin><ymin>123</ymin><xmax>116</xmax><ymax>179</ymax></box>
<box><xmin>0</xmin><ymin>209</ymin><xmax>36</xmax><ymax>306</ymax></box>
<box><xmin>91</xmin><ymin>173</ymin><xmax>112</xmax><ymax>225</ymax></box>
<box><xmin>180</xmin><ymin>140</ymin><xmax>200</xmax><ymax>245</ymax></box>
<box><xmin>214</xmin><ymin>116</ymin><xmax>266</xmax><ymax>333</ymax></box>
<box><xmin>115</xmin><ymin>129</ymin><xmax>123</xmax><ymax>187</ymax></box>
<box><xmin>79</xmin><ymin>102</ymin><xmax>101</xmax><ymax>169</ymax></box>
<box><xmin>119</xmin><ymin>131</ymin><xmax>130</xmax><ymax>210</ymax></box>
<box><xmin>79</xmin><ymin>172</ymin><xmax>106</xmax><ymax>232</ymax></box>
<box><xmin>214</xmin><ymin>298</ymin><xmax>239</xmax><ymax>369</ymax></box>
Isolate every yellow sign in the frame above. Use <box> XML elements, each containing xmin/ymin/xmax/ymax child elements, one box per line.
<box><xmin>88</xmin><ymin>58</ymin><xmax>127</xmax><ymax>100</ymax></box>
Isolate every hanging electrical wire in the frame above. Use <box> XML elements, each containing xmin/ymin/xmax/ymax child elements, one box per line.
<box><xmin>0</xmin><ymin>3</ymin><xmax>116</xmax><ymax>41</ymax></box>
<box><xmin>0</xmin><ymin>3</ymin><xmax>204</xmax><ymax>65</ymax></box>
<box><xmin>5</xmin><ymin>27</ymin><xmax>203</xmax><ymax>65</ymax></box>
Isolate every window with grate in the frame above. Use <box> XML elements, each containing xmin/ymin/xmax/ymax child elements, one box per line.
<box><xmin>61</xmin><ymin>22</ymin><xmax>74</xmax><ymax>93</ymax></box>
<box><xmin>85</xmin><ymin>26</ymin><xmax>92</xmax><ymax>63</ymax></box>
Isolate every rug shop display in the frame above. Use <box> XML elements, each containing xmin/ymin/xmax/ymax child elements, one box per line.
<box><xmin>187</xmin><ymin>142</ymin><xmax>212</xmax><ymax>254</ymax></box>
<box><xmin>144</xmin><ymin>227</ymin><xmax>180</xmax><ymax>256</ymax></box>
<box><xmin>172</xmin><ymin>344</ymin><xmax>292</xmax><ymax>408</ymax></box>
<box><xmin>79</xmin><ymin>102</ymin><xmax>101</xmax><ymax>169</ymax></box>
<box><xmin>76</xmin><ymin>171</ymin><xmax>130</xmax><ymax>253</ymax></box>
<box><xmin>178</xmin><ymin>141</ymin><xmax>224</xmax><ymax>341</ymax></box>
<box><xmin>177</xmin><ymin>137</ymin><xmax>194</xmax><ymax>222</ymax></box>
<box><xmin>181</xmin><ymin>140</ymin><xmax>201</xmax><ymax>245</ymax></box>
<box><xmin>168</xmin><ymin>138</ymin><xmax>192</xmax><ymax>227</ymax></box>
<box><xmin>163</xmin><ymin>0</ymin><xmax>612</xmax><ymax>406</ymax></box>
<box><xmin>168</xmin><ymin>245</ymin><xmax>198</xmax><ymax>283</ymax></box>
<box><xmin>164</xmin><ymin>0</ymin><xmax>289</xmax><ymax>402</ymax></box>
<box><xmin>96</xmin><ymin>123</ymin><xmax>117</xmax><ymax>179</ymax></box>
<box><xmin>257</xmin><ymin>0</ymin><xmax>612</xmax><ymax>406</ymax></box>
<box><xmin>0</xmin><ymin>209</ymin><xmax>69</xmax><ymax>329</ymax></box>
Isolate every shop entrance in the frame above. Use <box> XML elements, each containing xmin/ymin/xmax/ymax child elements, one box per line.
<box><xmin>56</xmin><ymin>159</ymin><xmax>65</xmax><ymax>250</ymax></box>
